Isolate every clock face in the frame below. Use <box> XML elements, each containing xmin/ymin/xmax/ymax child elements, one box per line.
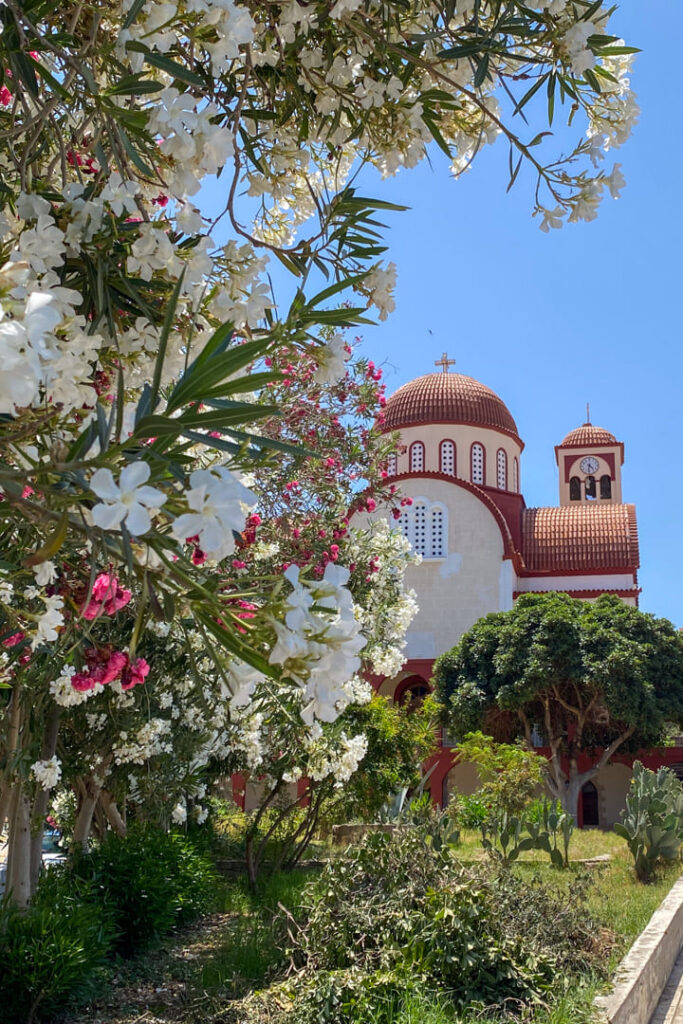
<box><xmin>580</xmin><ymin>456</ymin><xmax>600</xmax><ymax>474</ymax></box>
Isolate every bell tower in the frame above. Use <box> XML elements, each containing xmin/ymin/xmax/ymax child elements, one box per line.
<box><xmin>554</xmin><ymin>415</ymin><xmax>624</xmax><ymax>506</ymax></box>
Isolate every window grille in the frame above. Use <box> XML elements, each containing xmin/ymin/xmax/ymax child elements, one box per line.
<box><xmin>397</xmin><ymin>499</ymin><xmax>447</xmax><ymax>559</ymax></box>
<box><xmin>440</xmin><ymin>440</ymin><xmax>455</xmax><ymax>476</ymax></box>
<box><xmin>387</xmin><ymin>454</ymin><xmax>397</xmax><ymax>476</ymax></box>
<box><xmin>430</xmin><ymin>507</ymin><xmax>445</xmax><ymax>557</ymax></box>
<box><xmin>410</xmin><ymin>441</ymin><xmax>424</xmax><ymax>473</ymax></box>
<box><xmin>496</xmin><ymin>449</ymin><xmax>507</xmax><ymax>490</ymax></box>
<box><xmin>471</xmin><ymin>443</ymin><xmax>484</xmax><ymax>484</ymax></box>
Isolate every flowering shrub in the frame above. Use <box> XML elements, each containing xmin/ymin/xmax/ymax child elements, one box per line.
<box><xmin>0</xmin><ymin>0</ymin><xmax>638</xmax><ymax>905</ymax></box>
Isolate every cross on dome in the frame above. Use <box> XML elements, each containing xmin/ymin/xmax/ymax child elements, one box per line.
<box><xmin>434</xmin><ymin>352</ymin><xmax>455</xmax><ymax>374</ymax></box>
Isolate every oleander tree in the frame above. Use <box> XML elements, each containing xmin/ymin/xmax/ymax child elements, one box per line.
<box><xmin>0</xmin><ymin>0</ymin><xmax>638</xmax><ymax>905</ymax></box>
<box><xmin>434</xmin><ymin>594</ymin><xmax>683</xmax><ymax>820</ymax></box>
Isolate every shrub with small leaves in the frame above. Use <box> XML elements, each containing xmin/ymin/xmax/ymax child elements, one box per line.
<box><xmin>0</xmin><ymin>874</ymin><xmax>117</xmax><ymax>1024</ymax></box>
<box><xmin>288</xmin><ymin>825</ymin><xmax>605</xmax><ymax>1018</ymax></box>
<box><xmin>73</xmin><ymin>824</ymin><xmax>217</xmax><ymax>955</ymax></box>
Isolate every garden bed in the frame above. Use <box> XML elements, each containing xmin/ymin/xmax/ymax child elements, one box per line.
<box><xmin>58</xmin><ymin>829</ymin><xmax>682</xmax><ymax>1024</ymax></box>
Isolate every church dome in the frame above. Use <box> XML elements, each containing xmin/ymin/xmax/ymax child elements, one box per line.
<box><xmin>383</xmin><ymin>372</ymin><xmax>521</xmax><ymax>442</ymax></box>
<box><xmin>559</xmin><ymin>423</ymin><xmax>618</xmax><ymax>447</ymax></box>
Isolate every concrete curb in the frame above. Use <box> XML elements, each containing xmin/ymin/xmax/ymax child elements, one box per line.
<box><xmin>594</xmin><ymin>873</ymin><xmax>683</xmax><ymax>1024</ymax></box>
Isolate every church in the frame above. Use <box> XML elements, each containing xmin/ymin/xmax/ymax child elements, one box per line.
<box><xmin>365</xmin><ymin>356</ymin><xmax>682</xmax><ymax>825</ymax></box>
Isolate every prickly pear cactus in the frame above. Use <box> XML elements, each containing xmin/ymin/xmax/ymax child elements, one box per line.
<box><xmin>614</xmin><ymin>762</ymin><xmax>683</xmax><ymax>881</ymax></box>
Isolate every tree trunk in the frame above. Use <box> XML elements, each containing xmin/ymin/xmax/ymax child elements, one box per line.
<box><xmin>0</xmin><ymin>683</ymin><xmax>23</xmax><ymax>838</ymax></box>
<box><xmin>72</xmin><ymin>775</ymin><xmax>102</xmax><ymax>853</ymax></box>
<box><xmin>0</xmin><ymin>782</ymin><xmax>11</xmax><ymax>839</ymax></box>
<box><xmin>100</xmin><ymin>790</ymin><xmax>127</xmax><ymax>837</ymax></box>
<box><xmin>5</xmin><ymin>783</ymin><xmax>32</xmax><ymax>908</ymax></box>
<box><xmin>29</xmin><ymin>707</ymin><xmax>61</xmax><ymax>896</ymax></box>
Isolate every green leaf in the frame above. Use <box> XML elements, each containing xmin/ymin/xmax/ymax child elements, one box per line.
<box><xmin>166</xmin><ymin>334</ymin><xmax>272</xmax><ymax>413</ymax></box>
<box><xmin>141</xmin><ymin>49</ymin><xmax>205</xmax><ymax>87</ymax></box>
<box><xmin>107</xmin><ymin>75</ymin><xmax>163</xmax><ymax>96</ymax></box>
<box><xmin>149</xmin><ymin>268</ymin><xmax>186</xmax><ymax>412</ymax></box>
<box><xmin>123</xmin><ymin>0</ymin><xmax>146</xmax><ymax>28</ymax></box>
<box><xmin>23</xmin><ymin>513</ymin><xmax>69</xmax><ymax>566</ymax></box>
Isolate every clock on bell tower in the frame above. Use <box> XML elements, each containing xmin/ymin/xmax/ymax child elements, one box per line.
<box><xmin>554</xmin><ymin>417</ymin><xmax>624</xmax><ymax>506</ymax></box>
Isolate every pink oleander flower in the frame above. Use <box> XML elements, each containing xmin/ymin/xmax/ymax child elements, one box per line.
<box><xmin>121</xmin><ymin>657</ymin><xmax>149</xmax><ymax>691</ymax></box>
<box><xmin>81</xmin><ymin>573</ymin><xmax>132</xmax><ymax>619</ymax></box>
<box><xmin>71</xmin><ymin>671</ymin><xmax>96</xmax><ymax>692</ymax></box>
<box><xmin>97</xmin><ymin>651</ymin><xmax>128</xmax><ymax>685</ymax></box>
<box><xmin>3</xmin><ymin>631</ymin><xmax>25</xmax><ymax>647</ymax></box>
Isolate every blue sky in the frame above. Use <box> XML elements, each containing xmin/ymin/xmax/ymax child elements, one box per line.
<box><xmin>202</xmin><ymin>3</ymin><xmax>683</xmax><ymax>625</ymax></box>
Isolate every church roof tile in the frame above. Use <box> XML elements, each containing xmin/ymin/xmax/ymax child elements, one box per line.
<box><xmin>521</xmin><ymin>504</ymin><xmax>639</xmax><ymax>573</ymax></box>
<box><xmin>382</xmin><ymin>372</ymin><xmax>522</xmax><ymax>443</ymax></box>
<box><xmin>559</xmin><ymin>423</ymin><xmax>619</xmax><ymax>447</ymax></box>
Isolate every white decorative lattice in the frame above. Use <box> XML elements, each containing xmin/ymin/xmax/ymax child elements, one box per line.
<box><xmin>440</xmin><ymin>440</ymin><xmax>455</xmax><ymax>476</ymax></box>
<box><xmin>497</xmin><ymin>448</ymin><xmax>507</xmax><ymax>490</ymax></box>
<box><xmin>397</xmin><ymin>498</ymin><xmax>447</xmax><ymax>559</ymax></box>
<box><xmin>410</xmin><ymin>441</ymin><xmax>425</xmax><ymax>472</ymax></box>
<box><xmin>471</xmin><ymin>443</ymin><xmax>484</xmax><ymax>484</ymax></box>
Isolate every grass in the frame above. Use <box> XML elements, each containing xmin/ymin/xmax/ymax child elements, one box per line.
<box><xmin>187</xmin><ymin>868</ymin><xmax>310</xmax><ymax>1003</ymax></box>
<box><xmin>455</xmin><ymin>826</ymin><xmax>681</xmax><ymax>947</ymax></box>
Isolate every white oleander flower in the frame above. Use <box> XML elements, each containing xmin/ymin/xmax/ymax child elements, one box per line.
<box><xmin>33</xmin><ymin>560</ymin><xmax>57</xmax><ymax>586</ymax></box>
<box><xmin>32</xmin><ymin>594</ymin><xmax>64</xmax><ymax>648</ymax></box>
<box><xmin>313</xmin><ymin>335</ymin><xmax>350</xmax><ymax>384</ymax></box>
<box><xmin>31</xmin><ymin>755</ymin><xmax>61</xmax><ymax>790</ymax></box>
<box><xmin>171</xmin><ymin>801</ymin><xmax>187</xmax><ymax>824</ymax></box>
<box><xmin>171</xmin><ymin>466</ymin><xmax>256</xmax><ymax>560</ymax></box>
<box><xmin>101</xmin><ymin>172</ymin><xmax>140</xmax><ymax>216</ymax></box>
<box><xmin>90</xmin><ymin>462</ymin><xmax>167</xmax><ymax>536</ymax></box>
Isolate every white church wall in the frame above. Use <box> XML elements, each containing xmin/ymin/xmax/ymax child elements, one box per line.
<box><xmin>394</xmin><ymin>423</ymin><xmax>522</xmax><ymax>491</ymax></box>
<box><xmin>358</xmin><ymin>478</ymin><xmax>512</xmax><ymax>660</ymax></box>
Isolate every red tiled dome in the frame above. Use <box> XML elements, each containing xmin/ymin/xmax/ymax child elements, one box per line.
<box><xmin>382</xmin><ymin>373</ymin><xmax>521</xmax><ymax>442</ymax></box>
<box><xmin>559</xmin><ymin>423</ymin><xmax>618</xmax><ymax>447</ymax></box>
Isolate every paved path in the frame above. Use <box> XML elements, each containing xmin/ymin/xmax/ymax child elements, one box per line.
<box><xmin>651</xmin><ymin>948</ymin><xmax>683</xmax><ymax>1024</ymax></box>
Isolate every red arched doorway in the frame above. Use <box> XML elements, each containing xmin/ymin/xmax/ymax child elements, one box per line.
<box><xmin>581</xmin><ymin>781</ymin><xmax>600</xmax><ymax>827</ymax></box>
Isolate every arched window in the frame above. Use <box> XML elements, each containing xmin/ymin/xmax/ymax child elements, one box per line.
<box><xmin>585</xmin><ymin>475</ymin><xmax>597</xmax><ymax>500</ymax></box>
<box><xmin>570</xmin><ymin>476</ymin><xmax>581</xmax><ymax>501</ymax></box>
<box><xmin>387</xmin><ymin>453</ymin><xmax>397</xmax><ymax>476</ymax></box>
<box><xmin>471</xmin><ymin>443</ymin><xmax>484</xmax><ymax>485</ymax></box>
<box><xmin>600</xmin><ymin>474</ymin><xmax>612</xmax><ymax>499</ymax></box>
<box><xmin>396</xmin><ymin>675</ymin><xmax>431</xmax><ymax>710</ymax></box>
<box><xmin>513</xmin><ymin>457</ymin><xmax>519</xmax><ymax>493</ymax></box>
<box><xmin>409</xmin><ymin>441</ymin><xmax>424</xmax><ymax>473</ymax></box>
<box><xmin>430</xmin><ymin>506</ymin><xmax>445</xmax><ymax>557</ymax></box>
<box><xmin>397</xmin><ymin>498</ymin><xmax>448</xmax><ymax>559</ymax></box>
<box><xmin>496</xmin><ymin>448</ymin><xmax>507</xmax><ymax>490</ymax></box>
<box><xmin>440</xmin><ymin>440</ymin><xmax>455</xmax><ymax>476</ymax></box>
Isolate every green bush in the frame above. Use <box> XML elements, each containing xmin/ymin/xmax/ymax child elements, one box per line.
<box><xmin>453</xmin><ymin>791</ymin><xmax>490</xmax><ymax>829</ymax></box>
<box><xmin>0</xmin><ymin>877</ymin><xmax>116</xmax><ymax>1024</ymax></box>
<box><xmin>75</xmin><ymin>824</ymin><xmax>217</xmax><ymax>955</ymax></box>
<box><xmin>614</xmin><ymin>761</ymin><xmax>683</xmax><ymax>881</ymax></box>
<box><xmin>289</xmin><ymin>826</ymin><xmax>604</xmax><ymax>1018</ymax></box>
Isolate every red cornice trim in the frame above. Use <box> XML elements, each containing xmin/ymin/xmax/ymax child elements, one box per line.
<box><xmin>554</xmin><ymin>441</ymin><xmax>624</xmax><ymax>466</ymax></box>
<box><xmin>392</xmin><ymin>471</ymin><xmax>522</xmax><ymax>569</ymax></box>
<box><xmin>383</xmin><ymin>418</ymin><xmax>525</xmax><ymax>451</ymax></box>
<box><xmin>517</xmin><ymin>566</ymin><xmax>638</xmax><ymax>578</ymax></box>
<box><xmin>514</xmin><ymin>588</ymin><xmax>642</xmax><ymax>600</ymax></box>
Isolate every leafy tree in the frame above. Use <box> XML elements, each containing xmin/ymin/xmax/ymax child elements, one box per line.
<box><xmin>0</xmin><ymin>0</ymin><xmax>638</xmax><ymax>905</ymax></box>
<box><xmin>434</xmin><ymin>594</ymin><xmax>683</xmax><ymax>820</ymax></box>
<box><xmin>455</xmin><ymin>731</ymin><xmax>544</xmax><ymax>817</ymax></box>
